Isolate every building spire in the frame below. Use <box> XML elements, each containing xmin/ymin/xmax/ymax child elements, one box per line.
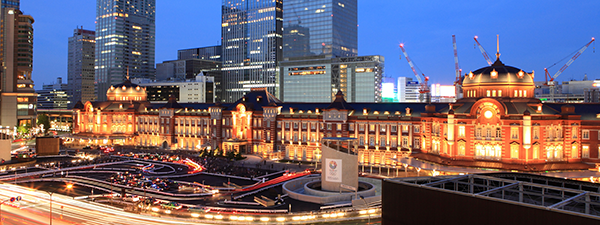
<box><xmin>496</xmin><ymin>34</ymin><xmax>500</xmax><ymax>60</ymax></box>
<box><xmin>126</xmin><ymin>66</ymin><xmax>130</xmax><ymax>80</ymax></box>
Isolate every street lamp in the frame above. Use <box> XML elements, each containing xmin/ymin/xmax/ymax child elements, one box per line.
<box><xmin>45</xmin><ymin>184</ymin><xmax>73</xmax><ymax>225</ymax></box>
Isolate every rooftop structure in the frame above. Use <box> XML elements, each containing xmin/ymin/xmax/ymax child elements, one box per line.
<box><xmin>383</xmin><ymin>173</ymin><xmax>600</xmax><ymax>224</ymax></box>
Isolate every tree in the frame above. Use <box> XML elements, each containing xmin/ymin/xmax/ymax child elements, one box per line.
<box><xmin>17</xmin><ymin>123</ymin><xmax>31</xmax><ymax>137</ymax></box>
<box><xmin>36</xmin><ymin>113</ymin><xmax>50</xmax><ymax>134</ymax></box>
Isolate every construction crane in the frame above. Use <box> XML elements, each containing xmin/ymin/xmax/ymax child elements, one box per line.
<box><xmin>399</xmin><ymin>43</ymin><xmax>430</xmax><ymax>103</ymax></box>
<box><xmin>474</xmin><ymin>36</ymin><xmax>493</xmax><ymax>66</ymax></box>
<box><xmin>452</xmin><ymin>35</ymin><xmax>463</xmax><ymax>99</ymax></box>
<box><xmin>544</xmin><ymin>37</ymin><xmax>595</xmax><ymax>86</ymax></box>
<box><xmin>543</xmin><ymin>37</ymin><xmax>595</xmax><ymax>102</ymax></box>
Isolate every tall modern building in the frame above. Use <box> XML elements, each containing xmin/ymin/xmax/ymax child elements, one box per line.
<box><xmin>281</xmin><ymin>55</ymin><xmax>383</xmax><ymax>102</ymax></box>
<box><xmin>178</xmin><ymin>45</ymin><xmax>222</xmax><ymax>61</ymax></box>
<box><xmin>95</xmin><ymin>0</ymin><xmax>156</xmax><ymax>101</ymax></box>
<box><xmin>0</xmin><ymin>0</ymin><xmax>37</xmax><ymax>127</ymax></box>
<box><xmin>282</xmin><ymin>0</ymin><xmax>357</xmax><ymax>60</ymax></box>
<box><xmin>221</xmin><ymin>0</ymin><xmax>283</xmax><ymax>102</ymax></box>
<box><xmin>67</xmin><ymin>28</ymin><xmax>95</xmax><ymax>108</ymax></box>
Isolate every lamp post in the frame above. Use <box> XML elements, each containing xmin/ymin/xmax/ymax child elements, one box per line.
<box><xmin>45</xmin><ymin>191</ymin><xmax>54</xmax><ymax>225</ymax></box>
<box><xmin>45</xmin><ymin>184</ymin><xmax>73</xmax><ymax>225</ymax></box>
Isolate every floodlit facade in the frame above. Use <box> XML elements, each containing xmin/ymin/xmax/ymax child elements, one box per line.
<box><xmin>95</xmin><ymin>0</ymin><xmax>156</xmax><ymax>101</ymax></box>
<box><xmin>68</xmin><ymin>28</ymin><xmax>96</xmax><ymax>108</ymax></box>
<box><xmin>73</xmin><ymin>55</ymin><xmax>600</xmax><ymax>171</ymax></box>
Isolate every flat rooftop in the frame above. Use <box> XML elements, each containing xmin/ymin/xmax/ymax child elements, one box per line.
<box><xmin>386</xmin><ymin>173</ymin><xmax>600</xmax><ymax>220</ymax></box>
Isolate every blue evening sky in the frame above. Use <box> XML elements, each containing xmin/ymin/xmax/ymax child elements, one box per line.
<box><xmin>22</xmin><ymin>1</ymin><xmax>600</xmax><ymax>88</ymax></box>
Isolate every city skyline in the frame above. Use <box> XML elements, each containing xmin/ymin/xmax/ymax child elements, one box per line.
<box><xmin>22</xmin><ymin>1</ymin><xmax>600</xmax><ymax>89</ymax></box>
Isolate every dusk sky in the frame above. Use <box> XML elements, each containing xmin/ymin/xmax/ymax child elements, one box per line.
<box><xmin>22</xmin><ymin>0</ymin><xmax>600</xmax><ymax>89</ymax></box>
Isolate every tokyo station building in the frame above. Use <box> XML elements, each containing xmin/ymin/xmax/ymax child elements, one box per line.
<box><xmin>72</xmin><ymin>57</ymin><xmax>600</xmax><ymax>171</ymax></box>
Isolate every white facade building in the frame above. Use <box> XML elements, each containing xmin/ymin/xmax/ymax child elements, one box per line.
<box><xmin>397</xmin><ymin>77</ymin><xmax>420</xmax><ymax>102</ymax></box>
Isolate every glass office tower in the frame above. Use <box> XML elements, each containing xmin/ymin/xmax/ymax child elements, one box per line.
<box><xmin>95</xmin><ymin>0</ymin><xmax>156</xmax><ymax>101</ymax></box>
<box><xmin>282</xmin><ymin>0</ymin><xmax>357</xmax><ymax>59</ymax></box>
<box><xmin>68</xmin><ymin>28</ymin><xmax>96</xmax><ymax>108</ymax></box>
<box><xmin>221</xmin><ymin>0</ymin><xmax>283</xmax><ymax>102</ymax></box>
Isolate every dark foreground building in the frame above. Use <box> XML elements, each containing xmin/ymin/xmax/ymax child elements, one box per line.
<box><xmin>382</xmin><ymin>173</ymin><xmax>600</xmax><ymax>225</ymax></box>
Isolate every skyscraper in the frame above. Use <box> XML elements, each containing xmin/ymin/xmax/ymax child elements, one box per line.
<box><xmin>68</xmin><ymin>28</ymin><xmax>95</xmax><ymax>108</ymax></box>
<box><xmin>95</xmin><ymin>0</ymin><xmax>156</xmax><ymax>101</ymax></box>
<box><xmin>221</xmin><ymin>0</ymin><xmax>283</xmax><ymax>102</ymax></box>
<box><xmin>0</xmin><ymin>0</ymin><xmax>38</xmax><ymax>127</ymax></box>
<box><xmin>178</xmin><ymin>45</ymin><xmax>222</xmax><ymax>61</ymax></box>
<box><xmin>282</xmin><ymin>0</ymin><xmax>357</xmax><ymax>59</ymax></box>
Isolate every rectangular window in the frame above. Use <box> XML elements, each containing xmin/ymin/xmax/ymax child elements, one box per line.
<box><xmin>413</xmin><ymin>125</ymin><xmax>420</xmax><ymax>133</ymax></box>
<box><xmin>533</xmin><ymin>145</ymin><xmax>539</xmax><ymax>159</ymax></box>
<box><xmin>277</xmin><ymin>122</ymin><xmax>281</xmax><ymax>128</ymax></box>
<box><xmin>582</xmin><ymin>145</ymin><xmax>589</xmax><ymax>158</ymax></box>
<box><xmin>403</xmin><ymin>125</ymin><xmax>409</xmax><ymax>133</ymax></box>
<box><xmin>402</xmin><ymin>137</ymin><xmax>408</xmax><ymax>147</ymax></box>
<box><xmin>391</xmin><ymin>125</ymin><xmax>397</xmax><ymax>133</ymax></box>
<box><xmin>380</xmin><ymin>125</ymin><xmax>386</xmax><ymax>133</ymax></box>
<box><xmin>277</xmin><ymin>132</ymin><xmax>281</xmax><ymax>141</ymax></box>
<box><xmin>327</xmin><ymin>123</ymin><xmax>332</xmax><ymax>130</ymax></box>
<box><xmin>458</xmin><ymin>142</ymin><xmax>465</xmax><ymax>156</ymax></box>
<box><xmin>359</xmin><ymin>136</ymin><xmax>364</xmax><ymax>145</ymax></box>
<box><xmin>359</xmin><ymin>124</ymin><xmax>365</xmax><ymax>131</ymax></box>
<box><xmin>380</xmin><ymin>137</ymin><xmax>386</xmax><ymax>147</ymax></box>
<box><xmin>285</xmin><ymin>122</ymin><xmax>289</xmax><ymax>129</ymax></box>
<box><xmin>533</xmin><ymin>127</ymin><xmax>539</xmax><ymax>139</ymax></box>
<box><xmin>293</xmin><ymin>122</ymin><xmax>298</xmax><ymax>129</ymax></box>
<box><xmin>511</xmin><ymin>144</ymin><xmax>519</xmax><ymax>159</ymax></box>
<box><xmin>369</xmin><ymin>124</ymin><xmax>375</xmax><ymax>132</ymax></box>
<box><xmin>391</xmin><ymin>138</ymin><xmax>397</xmax><ymax>147</ymax></box>
<box><xmin>458</xmin><ymin>126</ymin><xmax>465</xmax><ymax>137</ymax></box>
<box><xmin>414</xmin><ymin>137</ymin><xmax>420</xmax><ymax>149</ymax></box>
<box><xmin>511</xmin><ymin>127</ymin><xmax>519</xmax><ymax>139</ymax></box>
<box><xmin>369</xmin><ymin>136</ymin><xmax>375</xmax><ymax>146</ymax></box>
<box><xmin>572</xmin><ymin>127</ymin><xmax>578</xmax><ymax>139</ymax></box>
<box><xmin>349</xmin><ymin>123</ymin><xmax>355</xmax><ymax>131</ymax></box>
<box><xmin>583</xmin><ymin>130</ymin><xmax>590</xmax><ymax>139</ymax></box>
<box><xmin>302</xmin><ymin>122</ymin><xmax>307</xmax><ymax>129</ymax></box>
<box><xmin>337</xmin><ymin>124</ymin><xmax>342</xmax><ymax>131</ymax></box>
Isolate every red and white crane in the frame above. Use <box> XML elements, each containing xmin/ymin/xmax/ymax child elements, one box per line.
<box><xmin>399</xmin><ymin>43</ymin><xmax>430</xmax><ymax>102</ymax></box>
<box><xmin>544</xmin><ymin>37</ymin><xmax>595</xmax><ymax>86</ymax></box>
<box><xmin>452</xmin><ymin>35</ymin><xmax>462</xmax><ymax>85</ymax></box>
<box><xmin>453</xmin><ymin>35</ymin><xmax>463</xmax><ymax>99</ymax></box>
<box><xmin>474</xmin><ymin>36</ymin><xmax>493</xmax><ymax>66</ymax></box>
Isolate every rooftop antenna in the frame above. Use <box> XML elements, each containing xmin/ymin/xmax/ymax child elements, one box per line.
<box><xmin>496</xmin><ymin>34</ymin><xmax>500</xmax><ymax>60</ymax></box>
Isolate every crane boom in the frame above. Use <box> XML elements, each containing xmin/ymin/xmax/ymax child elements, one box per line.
<box><xmin>399</xmin><ymin>44</ymin><xmax>430</xmax><ymax>96</ymax></box>
<box><xmin>544</xmin><ymin>37</ymin><xmax>595</xmax><ymax>86</ymax></box>
<box><xmin>452</xmin><ymin>35</ymin><xmax>461</xmax><ymax>84</ymax></box>
<box><xmin>474</xmin><ymin>36</ymin><xmax>493</xmax><ymax>65</ymax></box>
<box><xmin>399</xmin><ymin>43</ymin><xmax>423</xmax><ymax>84</ymax></box>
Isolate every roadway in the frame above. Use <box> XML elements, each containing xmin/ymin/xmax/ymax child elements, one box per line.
<box><xmin>0</xmin><ymin>183</ymin><xmax>213</xmax><ymax>225</ymax></box>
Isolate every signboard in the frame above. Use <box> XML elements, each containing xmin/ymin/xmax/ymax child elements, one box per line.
<box><xmin>325</xmin><ymin>158</ymin><xmax>342</xmax><ymax>182</ymax></box>
<box><xmin>340</xmin><ymin>184</ymin><xmax>357</xmax><ymax>191</ymax></box>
